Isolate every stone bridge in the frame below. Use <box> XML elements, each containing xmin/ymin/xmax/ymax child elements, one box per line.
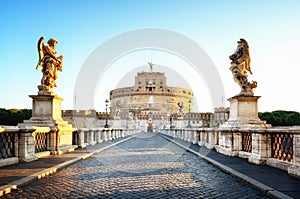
<box><xmin>1</xmin><ymin>125</ymin><xmax>300</xmax><ymax>198</ymax></box>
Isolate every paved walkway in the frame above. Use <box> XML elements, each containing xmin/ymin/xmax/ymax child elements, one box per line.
<box><xmin>0</xmin><ymin>135</ymin><xmax>134</xmax><ymax>196</ymax></box>
<box><xmin>160</xmin><ymin>133</ymin><xmax>300</xmax><ymax>199</ymax></box>
<box><xmin>0</xmin><ymin>132</ymin><xmax>299</xmax><ymax>198</ymax></box>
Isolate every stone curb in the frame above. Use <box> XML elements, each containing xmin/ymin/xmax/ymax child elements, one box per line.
<box><xmin>159</xmin><ymin>134</ymin><xmax>294</xmax><ymax>199</ymax></box>
<box><xmin>0</xmin><ymin>134</ymin><xmax>137</xmax><ymax>197</ymax></box>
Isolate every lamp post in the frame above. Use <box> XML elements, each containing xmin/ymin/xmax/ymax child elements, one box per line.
<box><xmin>168</xmin><ymin>113</ymin><xmax>173</xmax><ymax>129</ymax></box>
<box><xmin>187</xmin><ymin>99</ymin><xmax>192</xmax><ymax>128</ymax></box>
<box><xmin>126</xmin><ymin>112</ymin><xmax>129</xmax><ymax>129</ymax></box>
<box><xmin>104</xmin><ymin>99</ymin><xmax>109</xmax><ymax>128</ymax></box>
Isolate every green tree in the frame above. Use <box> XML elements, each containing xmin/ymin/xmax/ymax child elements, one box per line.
<box><xmin>0</xmin><ymin>108</ymin><xmax>32</xmax><ymax>126</ymax></box>
<box><xmin>259</xmin><ymin>110</ymin><xmax>300</xmax><ymax>126</ymax></box>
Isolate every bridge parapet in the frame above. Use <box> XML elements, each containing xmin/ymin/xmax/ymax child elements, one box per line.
<box><xmin>161</xmin><ymin>127</ymin><xmax>300</xmax><ymax>177</ymax></box>
<box><xmin>0</xmin><ymin>126</ymin><xmax>139</xmax><ymax>167</ymax></box>
<box><xmin>73</xmin><ymin>127</ymin><xmax>139</xmax><ymax>148</ymax></box>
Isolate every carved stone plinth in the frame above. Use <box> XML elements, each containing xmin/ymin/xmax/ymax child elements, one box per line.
<box><xmin>19</xmin><ymin>93</ymin><xmax>75</xmax><ymax>155</ymax></box>
<box><xmin>112</xmin><ymin>119</ymin><xmax>122</xmax><ymax>128</ymax></box>
<box><xmin>176</xmin><ymin>119</ymin><xmax>185</xmax><ymax>128</ymax></box>
<box><xmin>21</xmin><ymin>94</ymin><xmax>70</xmax><ymax>128</ymax></box>
<box><xmin>221</xmin><ymin>96</ymin><xmax>271</xmax><ymax>128</ymax></box>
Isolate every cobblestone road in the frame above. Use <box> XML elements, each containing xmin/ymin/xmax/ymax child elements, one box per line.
<box><xmin>3</xmin><ymin>133</ymin><xmax>269</xmax><ymax>199</ymax></box>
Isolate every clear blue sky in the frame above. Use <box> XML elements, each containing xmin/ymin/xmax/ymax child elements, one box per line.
<box><xmin>1</xmin><ymin>0</ymin><xmax>300</xmax><ymax>112</ymax></box>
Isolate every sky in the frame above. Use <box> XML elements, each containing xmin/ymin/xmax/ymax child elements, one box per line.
<box><xmin>1</xmin><ymin>0</ymin><xmax>300</xmax><ymax>112</ymax></box>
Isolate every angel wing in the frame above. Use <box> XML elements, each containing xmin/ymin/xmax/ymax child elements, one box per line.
<box><xmin>36</xmin><ymin>36</ymin><xmax>45</xmax><ymax>70</ymax></box>
<box><xmin>245</xmin><ymin>54</ymin><xmax>252</xmax><ymax>75</ymax></box>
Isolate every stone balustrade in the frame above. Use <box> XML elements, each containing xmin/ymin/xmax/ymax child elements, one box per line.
<box><xmin>161</xmin><ymin>127</ymin><xmax>300</xmax><ymax>177</ymax></box>
<box><xmin>0</xmin><ymin>125</ymin><xmax>138</xmax><ymax>167</ymax></box>
<box><xmin>0</xmin><ymin>126</ymin><xmax>51</xmax><ymax>167</ymax></box>
<box><xmin>74</xmin><ymin>128</ymin><xmax>137</xmax><ymax>148</ymax></box>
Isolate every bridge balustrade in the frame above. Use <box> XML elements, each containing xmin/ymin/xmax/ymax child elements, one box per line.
<box><xmin>161</xmin><ymin>127</ymin><xmax>300</xmax><ymax>177</ymax></box>
<box><xmin>242</xmin><ymin>132</ymin><xmax>252</xmax><ymax>153</ymax></box>
<box><xmin>34</xmin><ymin>131</ymin><xmax>49</xmax><ymax>153</ymax></box>
<box><xmin>0</xmin><ymin>127</ymin><xmax>17</xmax><ymax>162</ymax></box>
<box><xmin>72</xmin><ymin>128</ymin><xmax>139</xmax><ymax>148</ymax></box>
<box><xmin>0</xmin><ymin>126</ymin><xmax>139</xmax><ymax>168</ymax></box>
<box><xmin>271</xmin><ymin>132</ymin><xmax>293</xmax><ymax>163</ymax></box>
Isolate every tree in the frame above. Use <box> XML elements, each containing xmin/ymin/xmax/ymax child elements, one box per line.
<box><xmin>259</xmin><ymin>110</ymin><xmax>300</xmax><ymax>126</ymax></box>
<box><xmin>0</xmin><ymin>108</ymin><xmax>32</xmax><ymax>126</ymax></box>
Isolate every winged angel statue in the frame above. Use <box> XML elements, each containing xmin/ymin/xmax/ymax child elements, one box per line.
<box><xmin>36</xmin><ymin>37</ymin><xmax>63</xmax><ymax>94</ymax></box>
<box><xmin>229</xmin><ymin>38</ymin><xmax>257</xmax><ymax>96</ymax></box>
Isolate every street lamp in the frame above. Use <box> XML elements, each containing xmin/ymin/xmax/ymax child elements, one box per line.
<box><xmin>104</xmin><ymin>99</ymin><xmax>109</xmax><ymax>128</ymax></box>
<box><xmin>169</xmin><ymin>113</ymin><xmax>173</xmax><ymax>129</ymax></box>
<box><xmin>187</xmin><ymin>99</ymin><xmax>192</xmax><ymax>128</ymax></box>
<box><xmin>126</xmin><ymin>112</ymin><xmax>129</xmax><ymax>129</ymax></box>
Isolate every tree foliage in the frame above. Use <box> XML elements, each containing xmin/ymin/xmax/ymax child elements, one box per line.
<box><xmin>259</xmin><ymin>110</ymin><xmax>300</xmax><ymax>126</ymax></box>
<box><xmin>0</xmin><ymin>108</ymin><xmax>31</xmax><ymax>126</ymax></box>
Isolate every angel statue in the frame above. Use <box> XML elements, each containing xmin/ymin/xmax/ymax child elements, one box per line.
<box><xmin>114</xmin><ymin>101</ymin><xmax>121</xmax><ymax>119</ymax></box>
<box><xmin>229</xmin><ymin>38</ymin><xmax>257</xmax><ymax>96</ymax></box>
<box><xmin>36</xmin><ymin>36</ymin><xmax>63</xmax><ymax>94</ymax></box>
<box><xmin>177</xmin><ymin>102</ymin><xmax>184</xmax><ymax>118</ymax></box>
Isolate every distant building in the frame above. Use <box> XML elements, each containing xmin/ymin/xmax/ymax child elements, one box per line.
<box><xmin>62</xmin><ymin>71</ymin><xmax>229</xmax><ymax>129</ymax></box>
<box><xmin>109</xmin><ymin>71</ymin><xmax>193</xmax><ymax>120</ymax></box>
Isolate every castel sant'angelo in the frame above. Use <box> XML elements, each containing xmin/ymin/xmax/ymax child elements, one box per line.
<box><xmin>109</xmin><ymin>63</ymin><xmax>193</xmax><ymax>120</ymax></box>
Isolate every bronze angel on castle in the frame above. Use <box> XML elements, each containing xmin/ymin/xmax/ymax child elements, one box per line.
<box><xmin>229</xmin><ymin>38</ymin><xmax>257</xmax><ymax>96</ymax></box>
<box><xmin>36</xmin><ymin>37</ymin><xmax>63</xmax><ymax>94</ymax></box>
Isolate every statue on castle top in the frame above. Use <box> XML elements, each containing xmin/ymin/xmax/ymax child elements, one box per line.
<box><xmin>148</xmin><ymin>62</ymin><xmax>154</xmax><ymax>72</ymax></box>
<box><xmin>36</xmin><ymin>36</ymin><xmax>63</xmax><ymax>94</ymax></box>
<box><xmin>229</xmin><ymin>38</ymin><xmax>257</xmax><ymax>96</ymax></box>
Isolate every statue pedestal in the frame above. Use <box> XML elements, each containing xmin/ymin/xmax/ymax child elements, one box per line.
<box><xmin>221</xmin><ymin>96</ymin><xmax>271</xmax><ymax>128</ymax></box>
<box><xmin>176</xmin><ymin>119</ymin><xmax>185</xmax><ymax>128</ymax></box>
<box><xmin>21</xmin><ymin>94</ymin><xmax>70</xmax><ymax>127</ymax></box>
<box><xmin>19</xmin><ymin>93</ymin><xmax>75</xmax><ymax>155</ymax></box>
<box><xmin>112</xmin><ymin>119</ymin><xmax>122</xmax><ymax>128</ymax></box>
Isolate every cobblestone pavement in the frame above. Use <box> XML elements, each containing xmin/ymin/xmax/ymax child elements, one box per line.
<box><xmin>2</xmin><ymin>133</ymin><xmax>269</xmax><ymax>199</ymax></box>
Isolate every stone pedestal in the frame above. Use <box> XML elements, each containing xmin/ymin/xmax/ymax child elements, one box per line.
<box><xmin>22</xmin><ymin>94</ymin><xmax>69</xmax><ymax>127</ymax></box>
<box><xmin>19</xmin><ymin>93</ymin><xmax>75</xmax><ymax>155</ymax></box>
<box><xmin>18</xmin><ymin>127</ymin><xmax>39</xmax><ymax>162</ymax></box>
<box><xmin>248</xmin><ymin>132</ymin><xmax>270</xmax><ymax>164</ymax></box>
<box><xmin>176</xmin><ymin>119</ymin><xmax>185</xmax><ymax>128</ymax></box>
<box><xmin>221</xmin><ymin>96</ymin><xmax>271</xmax><ymax>128</ymax></box>
<box><xmin>112</xmin><ymin>119</ymin><xmax>122</xmax><ymax>128</ymax></box>
<box><xmin>288</xmin><ymin>134</ymin><xmax>300</xmax><ymax>176</ymax></box>
<box><xmin>215</xmin><ymin>130</ymin><xmax>242</xmax><ymax>156</ymax></box>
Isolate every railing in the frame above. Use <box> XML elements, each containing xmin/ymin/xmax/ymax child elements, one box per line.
<box><xmin>242</xmin><ymin>132</ymin><xmax>252</xmax><ymax>153</ymax></box>
<box><xmin>84</xmin><ymin>131</ymin><xmax>88</xmax><ymax>143</ymax></box>
<box><xmin>0</xmin><ymin>131</ymin><xmax>15</xmax><ymax>159</ymax></box>
<box><xmin>0</xmin><ymin>126</ymin><xmax>139</xmax><ymax>167</ymax></box>
<box><xmin>271</xmin><ymin>133</ymin><xmax>293</xmax><ymax>163</ymax></box>
<box><xmin>34</xmin><ymin>132</ymin><xmax>48</xmax><ymax>153</ymax></box>
<box><xmin>160</xmin><ymin>127</ymin><xmax>300</xmax><ymax>177</ymax></box>
<box><xmin>72</xmin><ymin>131</ymin><xmax>78</xmax><ymax>145</ymax></box>
<box><xmin>72</xmin><ymin>128</ymin><xmax>139</xmax><ymax>148</ymax></box>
